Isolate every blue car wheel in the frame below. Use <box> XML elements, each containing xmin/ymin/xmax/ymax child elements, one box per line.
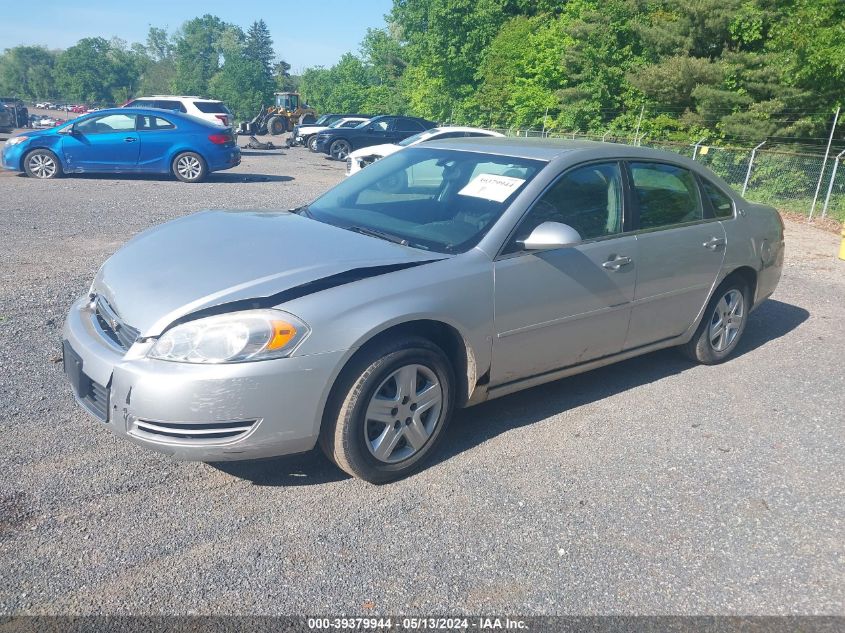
<box><xmin>172</xmin><ymin>151</ymin><xmax>207</xmax><ymax>183</ymax></box>
<box><xmin>24</xmin><ymin>149</ymin><xmax>62</xmax><ymax>179</ymax></box>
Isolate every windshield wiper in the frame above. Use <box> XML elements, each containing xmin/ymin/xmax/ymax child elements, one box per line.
<box><xmin>289</xmin><ymin>205</ymin><xmax>313</xmax><ymax>218</ymax></box>
<box><xmin>348</xmin><ymin>225</ymin><xmax>410</xmax><ymax>246</ymax></box>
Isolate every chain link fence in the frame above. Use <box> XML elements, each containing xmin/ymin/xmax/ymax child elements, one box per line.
<box><xmin>490</xmin><ymin>128</ymin><xmax>845</xmax><ymax>222</ymax></box>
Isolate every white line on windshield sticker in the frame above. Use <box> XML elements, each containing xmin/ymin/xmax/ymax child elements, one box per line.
<box><xmin>458</xmin><ymin>174</ymin><xmax>526</xmax><ymax>203</ymax></box>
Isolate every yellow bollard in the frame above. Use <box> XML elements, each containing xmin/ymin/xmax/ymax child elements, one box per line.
<box><xmin>840</xmin><ymin>227</ymin><xmax>845</xmax><ymax>261</ymax></box>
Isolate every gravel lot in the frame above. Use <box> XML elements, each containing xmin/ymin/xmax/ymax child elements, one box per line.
<box><xmin>1</xmin><ymin>137</ymin><xmax>843</xmax><ymax>616</ymax></box>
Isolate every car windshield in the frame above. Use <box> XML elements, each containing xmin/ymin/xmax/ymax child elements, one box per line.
<box><xmin>306</xmin><ymin>147</ymin><xmax>545</xmax><ymax>254</ymax></box>
<box><xmin>397</xmin><ymin>130</ymin><xmax>436</xmax><ymax>147</ymax></box>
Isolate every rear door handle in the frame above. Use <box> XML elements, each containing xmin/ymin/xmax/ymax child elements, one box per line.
<box><xmin>602</xmin><ymin>255</ymin><xmax>632</xmax><ymax>271</ymax></box>
<box><xmin>703</xmin><ymin>236</ymin><xmax>726</xmax><ymax>250</ymax></box>
<box><xmin>124</xmin><ymin>137</ymin><xmax>137</xmax><ymax>143</ymax></box>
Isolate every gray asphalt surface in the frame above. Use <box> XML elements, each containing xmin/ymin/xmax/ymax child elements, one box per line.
<box><xmin>0</xmin><ymin>138</ymin><xmax>843</xmax><ymax>615</ymax></box>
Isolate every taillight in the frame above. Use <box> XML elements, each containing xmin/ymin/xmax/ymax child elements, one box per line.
<box><xmin>215</xmin><ymin>114</ymin><xmax>229</xmax><ymax>125</ymax></box>
<box><xmin>208</xmin><ymin>133</ymin><xmax>231</xmax><ymax>144</ymax></box>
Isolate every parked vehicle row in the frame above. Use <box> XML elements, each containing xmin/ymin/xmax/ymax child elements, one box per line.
<box><xmin>290</xmin><ymin>115</ymin><xmax>372</xmax><ymax>150</ymax></box>
<box><xmin>2</xmin><ymin>107</ymin><xmax>240</xmax><ymax>182</ymax></box>
<box><xmin>346</xmin><ymin>126</ymin><xmax>505</xmax><ymax>176</ymax></box>
<box><xmin>312</xmin><ymin>115</ymin><xmax>437</xmax><ymax>160</ymax></box>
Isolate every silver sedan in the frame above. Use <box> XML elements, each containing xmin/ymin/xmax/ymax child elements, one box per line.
<box><xmin>62</xmin><ymin>138</ymin><xmax>784</xmax><ymax>482</ymax></box>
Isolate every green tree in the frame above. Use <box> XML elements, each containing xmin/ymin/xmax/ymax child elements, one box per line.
<box><xmin>172</xmin><ymin>15</ymin><xmax>230</xmax><ymax>95</ymax></box>
<box><xmin>54</xmin><ymin>37</ymin><xmax>135</xmax><ymax>104</ymax></box>
<box><xmin>0</xmin><ymin>46</ymin><xmax>57</xmax><ymax>99</ymax></box>
<box><xmin>244</xmin><ymin>20</ymin><xmax>275</xmax><ymax>79</ymax></box>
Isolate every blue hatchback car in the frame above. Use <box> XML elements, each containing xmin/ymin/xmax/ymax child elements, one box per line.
<box><xmin>1</xmin><ymin>108</ymin><xmax>241</xmax><ymax>182</ymax></box>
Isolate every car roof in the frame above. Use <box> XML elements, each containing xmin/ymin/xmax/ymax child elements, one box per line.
<box><xmin>83</xmin><ymin>106</ymin><xmax>207</xmax><ymax>122</ymax></box>
<box><xmin>146</xmin><ymin>95</ymin><xmax>214</xmax><ymax>100</ymax></box>
<box><xmin>416</xmin><ymin>136</ymin><xmax>701</xmax><ymax>164</ymax></box>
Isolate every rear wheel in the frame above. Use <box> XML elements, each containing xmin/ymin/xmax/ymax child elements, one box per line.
<box><xmin>320</xmin><ymin>337</ymin><xmax>455</xmax><ymax>483</ymax></box>
<box><xmin>267</xmin><ymin>116</ymin><xmax>287</xmax><ymax>135</ymax></box>
<box><xmin>172</xmin><ymin>152</ymin><xmax>207</xmax><ymax>183</ymax></box>
<box><xmin>681</xmin><ymin>279</ymin><xmax>749</xmax><ymax>364</ymax></box>
<box><xmin>329</xmin><ymin>139</ymin><xmax>351</xmax><ymax>160</ymax></box>
<box><xmin>23</xmin><ymin>149</ymin><xmax>61</xmax><ymax>179</ymax></box>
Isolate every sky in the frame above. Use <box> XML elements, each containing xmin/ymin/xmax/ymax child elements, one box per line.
<box><xmin>0</xmin><ymin>0</ymin><xmax>394</xmax><ymax>72</ymax></box>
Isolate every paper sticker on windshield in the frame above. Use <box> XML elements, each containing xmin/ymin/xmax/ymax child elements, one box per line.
<box><xmin>458</xmin><ymin>174</ymin><xmax>526</xmax><ymax>203</ymax></box>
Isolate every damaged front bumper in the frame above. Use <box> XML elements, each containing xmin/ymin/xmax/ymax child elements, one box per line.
<box><xmin>61</xmin><ymin>297</ymin><xmax>345</xmax><ymax>461</ymax></box>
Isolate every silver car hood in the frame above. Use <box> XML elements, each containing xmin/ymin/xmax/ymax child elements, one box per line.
<box><xmin>92</xmin><ymin>210</ymin><xmax>439</xmax><ymax>336</ymax></box>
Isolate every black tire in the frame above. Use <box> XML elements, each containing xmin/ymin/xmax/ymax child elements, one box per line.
<box><xmin>320</xmin><ymin>336</ymin><xmax>455</xmax><ymax>484</ymax></box>
<box><xmin>267</xmin><ymin>116</ymin><xmax>287</xmax><ymax>135</ymax></box>
<box><xmin>23</xmin><ymin>149</ymin><xmax>62</xmax><ymax>179</ymax></box>
<box><xmin>329</xmin><ymin>139</ymin><xmax>351</xmax><ymax>160</ymax></box>
<box><xmin>171</xmin><ymin>152</ymin><xmax>207</xmax><ymax>183</ymax></box>
<box><xmin>307</xmin><ymin>135</ymin><xmax>319</xmax><ymax>152</ymax></box>
<box><xmin>681</xmin><ymin>278</ymin><xmax>750</xmax><ymax>364</ymax></box>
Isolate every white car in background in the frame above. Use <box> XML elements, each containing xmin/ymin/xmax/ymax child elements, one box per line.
<box><xmin>123</xmin><ymin>96</ymin><xmax>235</xmax><ymax>127</ymax></box>
<box><xmin>345</xmin><ymin>126</ymin><xmax>504</xmax><ymax>176</ymax></box>
<box><xmin>298</xmin><ymin>117</ymin><xmax>371</xmax><ymax>151</ymax></box>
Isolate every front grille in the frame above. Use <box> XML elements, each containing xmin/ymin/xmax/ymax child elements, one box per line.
<box><xmin>93</xmin><ymin>296</ymin><xmax>139</xmax><ymax>350</ymax></box>
<box><xmin>130</xmin><ymin>419</ymin><xmax>258</xmax><ymax>445</ymax></box>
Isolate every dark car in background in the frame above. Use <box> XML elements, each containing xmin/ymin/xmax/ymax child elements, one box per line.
<box><xmin>313</xmin><ymin>115</ymin><xmax>437</xmax><ymax>160</ymax></box>
<box><xmin>0</xmin><ymin>104</ymin><xmax>14</xmax><ymax>133</ymax></box>
<box><xmin>0</xmin><ymin>98</ymin><xmax>29</xmax><ymax>129</ymax></box>
<box><xmin>2</xmin><ymin>107</ymin><xmax>240</xmax><ymax>182</ymax></box>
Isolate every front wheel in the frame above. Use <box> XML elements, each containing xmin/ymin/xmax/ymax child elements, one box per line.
<box><xmin>329</xmin><ymin>139</ymin><xmax>351</xmax><ymax>160</ymax></box>
<box><xmin>681</xmin><ymin>280</ymin><xmax>749</xmax><ymax>364</ymax></box>
<box><xmin>307</xmin><ymin>136</ymin><xmax>319</xmax><ymax>152</ymax></box>
<box><xmin>172</xmin><ymin>152</ymin><xmax>207</xmax><ymax>183</ymax></box>
<box><xmin>24</xmin><ymin>149</ymin><xmax>62</xmax><ymax>179</ymax></box>
<box><xmin>267</xmin><ymin>116</ymin><xmax>287</xmax><ymax>135</ymax></box>
<box><xmin>320</xmin><ymin>337</ymin><xmax>455</xmax><ymax>483</ymax></box>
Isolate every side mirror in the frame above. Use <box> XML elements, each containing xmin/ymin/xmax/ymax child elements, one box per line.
<box><xmin>520</xmin><ymin>222</ymin><xmax>582</xmax><ymax>250</ymax></box>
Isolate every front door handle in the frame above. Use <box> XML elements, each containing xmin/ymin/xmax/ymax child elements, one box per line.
<box><xmin>602</xmin><ymin>255</ymin><xmax>632</xmax><ymax>271</ymax></box>
<box><xmin>124</xmin><ymin>137</ymin><xmax>137</xmax><ymax>143</ymax></box>
<box><xmin>703</xmin><ymin>236</ymin><xmax>726</xmax><ymax>250</ymax></box>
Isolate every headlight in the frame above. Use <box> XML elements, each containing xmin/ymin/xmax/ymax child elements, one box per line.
<box><xmin>149</xmin><ymin>309</ymin><xmax>309</xmax><ymax>364</ymax></box>
<box><xmin>5</xmin><ymin>136</ymin><xmax>28</xmax><ymax>146</ymax></box>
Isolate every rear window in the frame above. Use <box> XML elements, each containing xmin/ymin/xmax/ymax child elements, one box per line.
<box><xmin>193</xmin><ymin>101</ymin><xmax>229</xmax><ymax>114</ymax></box>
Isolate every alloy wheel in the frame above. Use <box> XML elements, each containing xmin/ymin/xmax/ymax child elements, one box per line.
<box><xmin>709</xmin><ymin>289</ymin><xmax>744</xmax><ymax>352</ymax></box>
<box><xmin>176</xmin><ymin>155</ymin><xmax>202</xmax><ymax>181</ymax></box>
<box><xmin>29</xmin><ymin>153</ymin><xmax>57</xmax><ymax>178</ymax></box>
<box><xmin>364</xmin><ymin>364</ymin><xmax>443</xmax><ymax>464</ymax></box>
<box><xmin>330</xmin><ymin>141</ymin><xmax>351</xmax><ymax>160</ymax></box>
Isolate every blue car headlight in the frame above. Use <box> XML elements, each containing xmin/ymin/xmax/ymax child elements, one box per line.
<box><xmin>5</xmin><ymin>136</ymin><xmax>29</xmax><ymax>147</ymax></box>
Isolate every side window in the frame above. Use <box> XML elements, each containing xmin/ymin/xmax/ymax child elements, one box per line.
<box><xmin>433</xmin><ymin>131</ymin><xmax>466</xmax><ymax>140</ymax></box>
<box><xmin>75</xmin><ymin>114</ymin><xmax>136</xmax><ymax>134</ymax></box>
<box><xmin>511</xmin><ymin>162</ymin><xmax>624</xmax><ymax>248</ymax></box>
<box><xmin>137</xmin><ymin>115</ymin><xmax>175</xmax><ymax>131</ymax></box>
<box><xmin>630</xmin><ymin>162</ymin><xmax>703</xmax><ymax>229</ymax></box>
<box><xmin>156</xmin><ymin>100</ymin><xmax>187</xmax><ymax>113</ymax></box>
<box><xmin>396</xmin><ymin>118</ymin><xmax>425</xmax><ymax>132</ymax></box>
<box><xmin>700</xmin><ymin>178</ymin><xmax>734</xmax><ymax>218</ymax></box>
<box><xmin>371</xmin><ymin>119</ymin><xmax>391</xmax><ymax>132</ymax></box>
<box><xmin>131</xmin><ymin>100</ymin><xmax>154</xmax><ymax>109</ymax></box>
